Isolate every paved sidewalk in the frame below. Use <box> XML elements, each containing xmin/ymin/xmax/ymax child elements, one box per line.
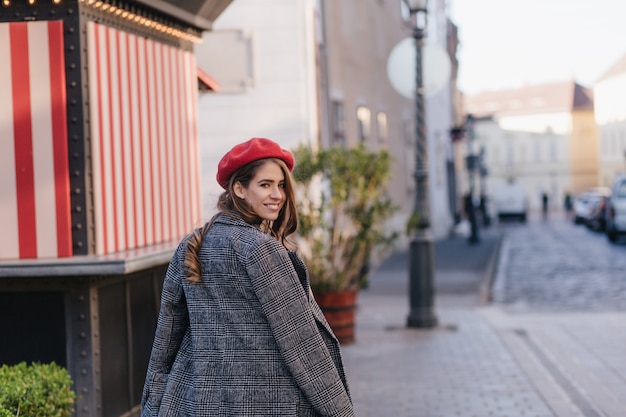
<box><xmin>341</xmin><ymin>228</ymin><xmax>626</xmax><ymax>417</ymax></box>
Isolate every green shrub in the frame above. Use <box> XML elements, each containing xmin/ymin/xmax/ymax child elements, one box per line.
<box><xmin>0</xmin><ymin>362</ymin><xmax>75</xmax><ymax>417</ymax></box>
<box><xmin>293</xmin><ymin>144</ymin><xmax>398</xmax><ymax>292</ymax></box>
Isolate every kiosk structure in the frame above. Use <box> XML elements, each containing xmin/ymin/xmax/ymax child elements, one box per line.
<box><xmin>0</xmin><ymin>1</ymin><xmax>230</xmax><ymax>416</ymax></box>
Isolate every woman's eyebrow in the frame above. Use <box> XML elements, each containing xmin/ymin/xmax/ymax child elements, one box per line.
<box><xmin>258</xmin><ymin>176</ymin><xmax>285</xmax><ymax>181</ymax></box>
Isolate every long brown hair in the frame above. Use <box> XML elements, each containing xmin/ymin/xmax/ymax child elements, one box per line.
<box><xmin>184</xmin><ymin>158</ymin><xmax>298</xmax><ymax>283</ymax></box>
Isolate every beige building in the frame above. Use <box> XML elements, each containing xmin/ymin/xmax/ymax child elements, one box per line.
<box><xmin>593</xmin><ymin>53</ymin><xmax>626</xmax><ymax>185</ymax></box>
<box><xmin>318</xmin><ymin>0</ymin><xmax>418</xmax><ymax>239</ymax></box>
<box><xmin>465</xmin><ymin>80</ymin><xmax>597</xmax><ymax>210</ymax></box>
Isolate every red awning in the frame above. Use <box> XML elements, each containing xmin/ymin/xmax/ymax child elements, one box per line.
<box><xmin>197</xmin><ymin>66</ymin><xmax>220</xmax><ymax>91</ymax></box>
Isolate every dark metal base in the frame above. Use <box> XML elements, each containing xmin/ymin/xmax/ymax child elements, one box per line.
<box><xmin>406</xmin><ymin>235</ymin><xmax>438</xmax><ymax>328</ymax></box>
<box><xmin>407</xmin><ymin>309</ymin><xmax>439</xmax><ymax>328</ymax></box>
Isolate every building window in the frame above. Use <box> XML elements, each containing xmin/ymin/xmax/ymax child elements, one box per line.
<box><xmin>331</xmin><ymin>100</ymin><xmax>345</xmax><ymax>146</ymax></box>
<box><xmin>493</xmin><ymin>147</ymin><xmax>500</xmax><ymax>165</ymax></box>
<box><xmin>534</xmin><ymin>139</ymin><xmax>541</xmax><ymax>162</ymax></box>
<box><xmin>356</xmin><ymin>106</ymin><xmax>371</xmax><ymax>143</ymax></box>
<box><xmin>506</xmin><ymin>141</ymin><xmax>514</xmax><ymax>166</ymax></box>
<box><xmin>376</xmin><ymin>112</ymin><xmax>388</xmax><ymax>143</ymax></box>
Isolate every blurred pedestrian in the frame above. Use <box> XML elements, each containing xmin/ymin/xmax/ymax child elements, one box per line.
<box><xmin>542</xmin><ymin>192</ymin><xmax>549</xmax><ymax>220</ymax></box>
<box><xmin>564</xmin><ymin>192</ymin><xmax>573</xmax><ymax>220</ymax></box>
<box><xmin>141</xmin><ymin>138</ymin><xmax>354</xmax><ymax>417</ymax></box>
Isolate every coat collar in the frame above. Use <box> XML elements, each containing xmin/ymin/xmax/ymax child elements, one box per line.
<box><xmin>213</xmin><ymin>212</ymin><xmax>261</xmax><ymax>231</ymax></box>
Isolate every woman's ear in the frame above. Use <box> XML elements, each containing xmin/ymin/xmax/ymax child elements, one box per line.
<box><xmin>233</xmin><ymin>181</ymin><xmax>246</xmax><ymax>199</ymax></box>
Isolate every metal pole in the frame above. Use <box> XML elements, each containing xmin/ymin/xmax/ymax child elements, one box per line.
<box><xmin>406</xmin><ymin>18</ymin><xmax>437</xmax><ymax>329</ymax></box>
<box><xmin>466</xmin><ymin>115</ymin><xmax>480</xmax><ymax>244</ymax></box>
<box><xmin>479</xmin><ymin>148</ymin><xmax>490</xmax><ymax>227</ymax></box>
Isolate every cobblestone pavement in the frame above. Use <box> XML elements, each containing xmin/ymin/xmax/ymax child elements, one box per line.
<box><xmin>341</xmin><ymin>216</ymin><xmax>626</xmax><ymax>417</ymax></box>
<box><xmin>343</xmin><ymin>298</ymin><xmax>557</xmax><ymax>417</ymax></box>
<box><xmin>492</xmin><ymin>215</ymin><xmax>626</xmax><ymax>311</ymax></box>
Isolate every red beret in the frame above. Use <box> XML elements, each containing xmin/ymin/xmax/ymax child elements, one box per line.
<box><xmin>216</xmin><ymin>138</ymin><xmax>295</xmax><ymax>189</ymax></box>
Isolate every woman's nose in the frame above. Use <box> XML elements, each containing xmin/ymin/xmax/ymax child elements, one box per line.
<box><xmin>270</xmin><ymin>186</ymin><xmax>282</xmax><ymax>198</ymax></box>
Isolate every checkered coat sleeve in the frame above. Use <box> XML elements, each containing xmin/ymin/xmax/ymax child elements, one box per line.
<box><xmin>140</xmin><ymin>214</ymin><xmax>354</xmax><ymax>417</ymax></box>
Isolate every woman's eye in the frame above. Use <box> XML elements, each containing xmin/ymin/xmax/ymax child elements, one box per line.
<box><xmin>278</xmin><ymin>183</ymin><xmax>285</xmax><ymax>188</ymax></box>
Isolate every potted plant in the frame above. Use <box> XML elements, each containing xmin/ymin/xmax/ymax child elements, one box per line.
<box><xmin>292</xmin><ymin>144</ymin><xmax>398</xmax><ymax>343</ymax></box>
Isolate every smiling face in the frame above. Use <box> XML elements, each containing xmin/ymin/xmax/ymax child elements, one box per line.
<box><xmin>233</xmin><ymin>160</ymin><xmax>286</xmax><ymax>222</ymax></box>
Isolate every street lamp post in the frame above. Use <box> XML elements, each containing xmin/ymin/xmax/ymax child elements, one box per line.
<box><xmin>403</xmin><ymin>0</ymin><xmax>438</xmax><ymax>328</ymax></box>
<box><xmin>465</xmin><ymin>114</ymin><xmax>480</xmax><ymax>244</ymax></box>
<box><xmin>478</xmin><ymin>146</ymin><xmax>491</xmax><ymax>227</ymax></box>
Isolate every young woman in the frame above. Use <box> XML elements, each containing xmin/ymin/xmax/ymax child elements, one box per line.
<box><xmin>141</xmin><ymin>138</ymin><xmax>354</xmax><ymax>417</ymax></box>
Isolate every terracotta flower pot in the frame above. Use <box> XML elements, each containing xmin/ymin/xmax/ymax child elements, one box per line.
<box><xmin>314</xmin><ymin>290</ymin><xmax>357</xmax><ymax>344</ymax></box>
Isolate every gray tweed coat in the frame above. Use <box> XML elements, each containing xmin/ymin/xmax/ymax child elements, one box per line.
<box><xmin>141</xmin><ymin>214</ymin><xmax>354</xmax><ymax>417</ymax></box>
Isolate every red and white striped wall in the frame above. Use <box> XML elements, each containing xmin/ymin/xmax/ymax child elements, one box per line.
<box><xmin>87</xmin><ymin>22</ymin><xmax>202</xmax><ymax>256</ymax></box>
<box><xmin>0</xmin><ymin>21</ymin><xmax>72</xmax><ymax>260</ymax></box>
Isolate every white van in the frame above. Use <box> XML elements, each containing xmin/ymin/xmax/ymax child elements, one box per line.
<box><xmin>605</xmin><ymin>174</ymin><xmax>626</xmax><ymax>243</ymax></box>
<box><xmin>491</xmin><ymin>180</ymin><xmax>528</xmax><ymax>222</ymax></box>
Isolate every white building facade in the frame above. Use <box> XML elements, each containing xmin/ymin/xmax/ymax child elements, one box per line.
<box><xmin>473</xmin><ymin>117</ymin><xmax>570</xmax><ymax>211</ymax></box>
<box><xmin>195</xmin><ymin>0</ymin><xmax>459</xmax><ymax>242</ymax></box>
<box><xmin>465</xmin><ymin>81</ymin><xmax>596</xmax><ymax>212</ymax></box>
<box><xmin>195</xmin><ymin>0</ymin><xmax>320</xmax><ymax>215</ymax></box>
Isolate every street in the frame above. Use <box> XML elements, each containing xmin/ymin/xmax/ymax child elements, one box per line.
<box><xmin>341</xmin><ymin>211</ymin><xmax>626</xmax><ymax>417</ymax></box>
<box><xmin>493</xmin><ymin>213</ymin><xmax>626</xmax><ymax>311</ymax></box>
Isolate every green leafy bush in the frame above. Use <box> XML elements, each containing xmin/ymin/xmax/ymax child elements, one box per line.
<box><xmin>293</xmin><ymin>144</ymin><xmax>398</xmax><ymax>292</ymax></box>
<box><xmin>0</xmin><ymin>362</ymin><xmax>75</xmax><ymax>417</ymax></box>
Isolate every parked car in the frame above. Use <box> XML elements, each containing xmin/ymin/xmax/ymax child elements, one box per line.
<box><xmin>605</xmin><ymin>174</ymin><xmax>626</xmax><ymax>243</ymax></box>
<box><xmin>573</xmin><ymin>187</ymin><xmax>611</xmax><ymax>225</ymax></box>
<box><xmin>586</xmin><ymin>194</ymin><xmax>610</xmax><ymax>232</ymax></box>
